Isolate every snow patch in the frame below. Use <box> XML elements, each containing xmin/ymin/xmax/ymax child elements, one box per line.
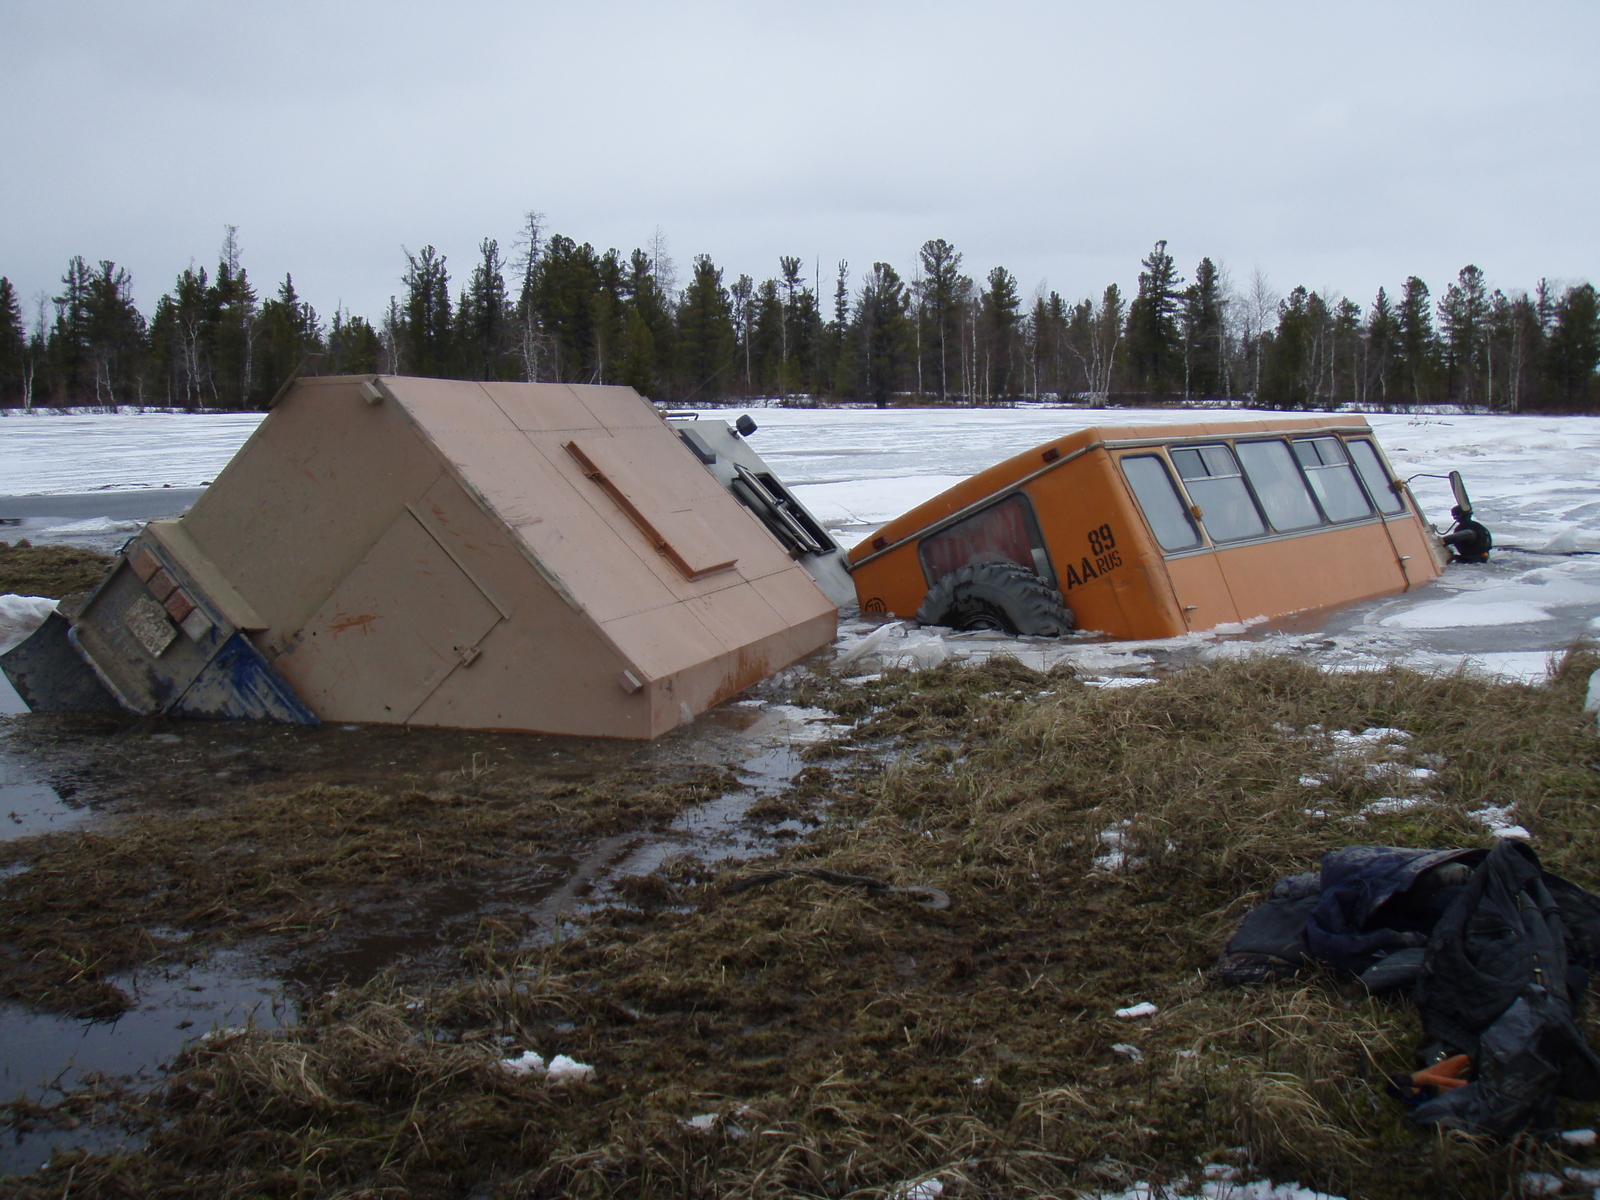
<box><xmin>544</xmin><ymin>1054</ymin><xmax>595</xmax><ymax>1084</ymax></box>
<box><xmin>500</xmin><ymin>1051</ymin><xmax>545</xmax><ymax>1077</ymax></box>
<box><xmin>1090</xmin><ymin>1179</ymin><xmax>1345</xmax><ymax>1200</ymax></box>
<box><xmin>0</xmin><ymin>594</ymin><xmax>57</xmax><ymax>654</ymax></box>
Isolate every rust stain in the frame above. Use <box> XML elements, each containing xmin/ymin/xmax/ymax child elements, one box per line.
<box><xmin>328</xmin><ymin>612</ymin><xmax>380</xmax><ymax>634</ymax></box>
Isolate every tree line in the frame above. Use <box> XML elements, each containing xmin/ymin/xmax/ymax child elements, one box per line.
<box><xmin>1</xmin><ymin>219</ymin><xmax>1596</xmax><ymax>412</ymax></box>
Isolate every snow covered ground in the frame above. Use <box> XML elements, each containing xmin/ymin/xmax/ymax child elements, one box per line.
<box><xmin>2</xmin><ymin>403</ymin><xmax>1598</xmax><ymax>688</ymax></box>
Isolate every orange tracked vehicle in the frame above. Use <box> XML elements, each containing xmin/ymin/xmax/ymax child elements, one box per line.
<box><xmin>847</xmin><ymin>416</ymin><xmax>1455</xmax><ymax>640</ymax></box>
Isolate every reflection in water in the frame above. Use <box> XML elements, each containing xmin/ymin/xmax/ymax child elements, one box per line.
<box><xmin>1</xmin><ymin>729</ymin><xmax>90</xmax><ymax>842</ymax></box>
<box><xmin>0</xmin><ymin>955</ymin><xmax>284</xmax><ymax>1176</ymax></box>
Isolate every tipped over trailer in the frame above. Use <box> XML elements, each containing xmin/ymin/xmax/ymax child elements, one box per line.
<box><xmin>3</xmin><ymin>377</ymin><xmax>839</xmax><ymax>738</ymax></box>
<box><xmin>848</xmin><ymin>416</ymin><xmax>1476</xmax><ymax>640</ymax></box>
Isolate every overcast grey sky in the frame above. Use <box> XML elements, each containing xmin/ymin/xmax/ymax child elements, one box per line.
<box><xmin>4</xmin><ymin>1</ymin><xmax>1595</xmax><ymax>326</ymax></box>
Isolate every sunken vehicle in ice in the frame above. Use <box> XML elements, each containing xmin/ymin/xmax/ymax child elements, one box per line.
<box><xmin>2</xmin><ymin>377</ymin><xmax>840</xmax><ymax>738</ymax></box>
<box><xmin>848</xmin><ymin>415</ymin><xmax>1485</xmax><ymax>639</ymax></box>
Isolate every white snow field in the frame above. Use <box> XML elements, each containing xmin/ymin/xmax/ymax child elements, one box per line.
<box><xmin>0</xmin><ymin>409</ymin><xmax>265</xmax><ymax>495</ymax></box>
<box><xmin>2</xmin><ymin>404</ymin><xmax>1598</xmax><ymax>688</ymax></box>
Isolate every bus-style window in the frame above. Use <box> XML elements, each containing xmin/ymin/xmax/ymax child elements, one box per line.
<box><xmin>1292</xmin><ymin>437</ymin><xmax>1373</xmax><ymax>522</ymax></box>
<box><xmin>919</xmin><ymin>493</ymin><xmax>1054</xmax><ymax>585</ymax></box>
<box><xmin>1120</xmin><ymin>455</ymin><xmax>1201</xmax><ymax>551</ymax></box>
<box><xmin>1235</xmin><ymin>439</ymin><xmax>1322</xmax><ymax>531</ymax></box>
<box><xmin>1345</xmin><ymin>438</ymin><xmax>1406</xmax><ymax>514</ymax></box>
<box><xmin>1169</xmin><ymin>444</ymin><xmax>1267</xmax><ymax>542</ymax></box>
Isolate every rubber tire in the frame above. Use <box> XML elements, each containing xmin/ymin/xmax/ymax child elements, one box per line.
<box><xmin>915</xmin><ymin>561</ymin><xmax>1075</xmax><ymax>637</ymax></box>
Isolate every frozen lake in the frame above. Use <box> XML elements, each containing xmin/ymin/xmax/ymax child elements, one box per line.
<box><xmin>2</xmin><ymin>402</ymin><xmax>1598</xmax><ymax>684</ymax></box>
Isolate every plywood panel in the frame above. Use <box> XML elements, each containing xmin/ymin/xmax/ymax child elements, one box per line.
<box><xmin>274</xmin><ymin>511</ymin><xmax>502</xmax><ymax>722</ymax></box>
<box><xmin>478</xmin><ymin>381</ymin><xmax>599</xmax><ymax>433</ymax></box>
<box><xmin>181</xmin><ymin>379</ymin><xmax>445</xmax><ymax>638</ymax></box>
<box><xmin>574</xmin><ymin>384</ymin><xmax>665</xmax><ymax>430</ymax></box>
<box><xmin>565</xmin><ymin>437</ymin><xmax>738</xmax><ymax>579</ymax></box>
<box><xmin>747</xmin><ymin>566</ymin><xmax>842</xmax><ymax>629</ymax></box>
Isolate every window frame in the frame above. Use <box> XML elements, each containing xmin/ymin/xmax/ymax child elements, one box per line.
<box><xmin>1233</xmin><ymin>437</ymin><xmax>1328</xmax><ymax>533</ymax></box>
<box><xmin>916</xmin><ymin>490</ymin><xmax>1057</xmax><ymax>588</ymax></box>
<box><xmin>1119</xmin><ymin>452</ymin><xmax>1204</xmax><ymax>553</ymax></box>
<box><xmin>1167</xmin><ymin>441</ymin><xmax>1271</xmax><ymax>544</ymax></box>
<box><xmin>1344</xmin><ymin>436</ymin><xmax>1409</xmax><ymax>516</ymax></box>
<box><xmin>1288</xmin><ymin>436</ymin><xmax>1375</xmax><ymax>524</ymax></box>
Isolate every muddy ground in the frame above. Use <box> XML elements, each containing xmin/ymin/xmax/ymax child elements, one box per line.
<box><xmin>5</xmin><ymin>637</ymin><xmax>1600</xmax><ymax>1197</ymax></box>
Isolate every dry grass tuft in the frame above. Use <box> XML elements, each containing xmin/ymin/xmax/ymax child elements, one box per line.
<box><xmin>0</xmin><ymin>541</ymin><xmax>112</xmax><ymax>599</ymax></box>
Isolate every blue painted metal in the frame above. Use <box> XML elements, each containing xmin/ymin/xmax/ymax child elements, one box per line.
<box><xmin>172</xmin><ymin>631</ymin><xmax>319</xmax><ymax>724</ymax></box>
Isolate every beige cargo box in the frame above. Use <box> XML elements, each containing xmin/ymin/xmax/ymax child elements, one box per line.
<box><xmin>52</xmin><ymin>377</ymin><xmax>839</xmax><ymax>738</ymax></box>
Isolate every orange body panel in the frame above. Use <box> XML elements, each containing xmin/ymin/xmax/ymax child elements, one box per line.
<box><xmin>848</xmin><ymin>416</ymin><xmax>1443</xmax><ymax>640</ymax></box>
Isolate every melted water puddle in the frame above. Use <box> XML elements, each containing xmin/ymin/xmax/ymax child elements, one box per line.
<box><xmin>0</xmin><ymin>955</ymin><xmax>284</xmax><ymax>1176</ymax></box>
<box><xmin>1</xmin><ymin>742</ymin><xmax>91</xmax><ymax>843</ymax></box>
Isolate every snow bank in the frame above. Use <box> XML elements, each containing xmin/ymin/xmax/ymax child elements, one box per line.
<box><xmin>0</xmin><ymin>595</ymin><xmax>56</xmax><ymax>655</ymax></box>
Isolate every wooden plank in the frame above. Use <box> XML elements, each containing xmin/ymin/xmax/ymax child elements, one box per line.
<box><xmin>564</xmin><ymin>438</ymin><xmax>738</xmax><ymax>581</ymax></box>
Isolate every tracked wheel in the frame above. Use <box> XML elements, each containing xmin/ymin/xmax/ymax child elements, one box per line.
<box><xmin>915</xmin><ymin>561</ymin><xmax>1074</xmax><ymax>637</ymax></box>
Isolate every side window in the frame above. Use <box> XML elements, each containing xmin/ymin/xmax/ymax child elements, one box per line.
<box><xmin>1292</xmin><ymin>437</ymin><xmax>1373</xmax><ymax>522</ymax></box>
<box><xmin>1169</xmin><ymin>444</ymin><xmax>1267</xmax><ymax>543</ymax></box>
<box><xmin>1235</xmin><ymin>439</ymin><xmax>1323</xmax><ymax>532</ymax></box>
<box><xmin>919</xmin><ymin>493</ymin><xmax>1054</xmax><ymax>585</ymax></box>
<box><xmin>1120</xmin><ymin>455</ymin><xmax>1201</xmax><ymax>551</ymax></box>
<box><xmin>1346</xmin><ymin>438</ymin><xmax>1406</xmax><ymax>514</ymax></box>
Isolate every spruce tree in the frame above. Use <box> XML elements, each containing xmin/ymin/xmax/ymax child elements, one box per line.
<box><xmin>1439</xmin><ymin>265</ymin><xmax>1489</xmax><ymax>405</ymax></box>
<box><xmin>48</xmin><ymin>257</ymin><xmax>95</xmax><ymax>403</ymax></box>
<box><xmin>855</xmin><ymin>262</ymin><xmax>910</xmax><ymax>408</ymax></box>
<box><xmin>982</xmin><ymin>266</ymin><xmax>1021</xmax><ymax>402</ymax></box>
<box><xmin>1260</xmin><ymin>286</ymin><xmax>1310</xmax><ymax>408</ymax></box>
<box><xmin>1181</xmin><ymin>257</ymin><xmax>1226</xmax><ymax>399</ymax></box>
<box><xmin>1366</xmin><ymin>288</ymin><xmax>1395</xmax><ymax>402</ymax></box>
<box><xmin>402</xmin><ymin>246</ymin><xmax>454</xmax><ymax>377</ymax></box>
<box><xmin>82</xmin><ymin>260</ymin><xmax>146</xmax><ymax>406</ymax></box>
<box><xmin>917</xmin><ymin>239</ymin><xmax>962</xmax><ymax>403</ymax></box>
<box><xmin>209</xmin><ymin>238</ymin><xmax>257</xmax><ymax>406</ymax></box>
<box><xmin>457</xmin><ymin>238</ymin><xmax>510</xmax><ymax>381</ymax></box>
<box><xmin>0</xmin><ymin>278</ymin><xmax>23</xmax><ymax>405</ymax></box>
<box><xmin>751</xmin><ymin>279</ymin><xmax>784</xmax><ymax>394</ymax></box>
<box><xmin>624</xmin><ymin>248</ymin><xmax>675</xmax><ymax>393</ymax></box>
<box><xmin>328</xmin><ymin>309</ymin><xmax>382</xmax><ymax>374</ymax></box>
<box><xmin>676</xmin><ymin>255</ymin><xmax>735</xmax><ymax>401</ymax></box>
<box><xmin>1395</xmin><ymin>276</ymin><xmax>1437</xmax><ymax>401</ymax></box>
<box><xmin>1124</xmin><ymin>240</ymin><xmax>1183</xmax><ymax>393</ymax></box>
<box><xmin>256</xmin><ymin>274</ymin><xmax>322</xmax><ymax>399</ymax></box>
<box><xmin>1544</xmin><ymin>283</ymin><xmax>1600</xmax><ymax>407</ymax></box>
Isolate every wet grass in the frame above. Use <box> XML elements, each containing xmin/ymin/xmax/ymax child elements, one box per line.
<box><xmin>0</xmin><ymin>762</ymin><xmax>740</xmax><ymax>1018</ymax></box>
<box><xmin>0</xmin><ymin>542</ymin><xmax>112</xmax><ymax>599</ymax></box>
<box><xmin>7</xmin><ymin>652</ymin><xmax>1600</xmax><ymax>1197</ymax></box>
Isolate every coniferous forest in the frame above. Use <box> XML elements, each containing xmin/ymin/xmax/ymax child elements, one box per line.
<box><xmin>1</xmin><ymin>218</ymin><xmax>1597</xmax><ymax>413</ymax></box>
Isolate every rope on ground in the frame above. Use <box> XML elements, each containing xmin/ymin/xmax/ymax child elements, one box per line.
<box><xmin>723</xmin><ymin>867</ymin><xmax>951</xmax><ymax>910</ymax></box>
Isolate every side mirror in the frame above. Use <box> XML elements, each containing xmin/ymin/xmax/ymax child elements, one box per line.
<box><xmin>735</xmin><ymin>414</ymin><xmax>758</xmax><ymax>438</ymax></box>
<box><xmin>1448</xmin><ymin>471</ymin><xmax>1473</xmax><ymax>520</ymax></box>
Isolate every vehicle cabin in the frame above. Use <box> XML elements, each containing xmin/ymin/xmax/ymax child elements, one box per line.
<box><xmin>846</xmin><ymin>416</ymin><xmax>1447</xmax><ymax>640</ymax></box>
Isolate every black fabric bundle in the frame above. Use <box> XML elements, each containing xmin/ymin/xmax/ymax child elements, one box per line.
<box><xmin>1215</xmin><ymin>840</ymin><xmax>1600</xmax><ymax>1136</ymax></box>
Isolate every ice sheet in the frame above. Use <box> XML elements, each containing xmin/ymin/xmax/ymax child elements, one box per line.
<box><xmin>4</xmin><ymin>404</ymin><xmax>1598</xmax><ymax>684</ymax></box>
